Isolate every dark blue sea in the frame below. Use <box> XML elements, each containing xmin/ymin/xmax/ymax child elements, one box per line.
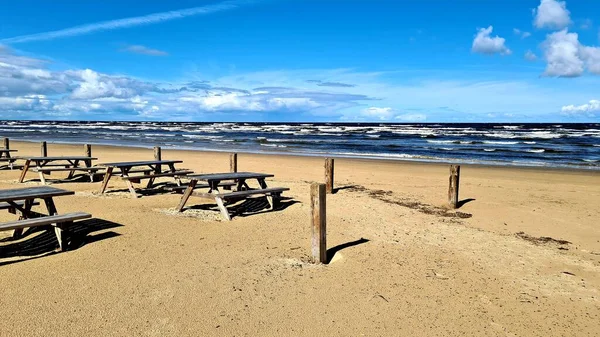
<box><xmin>1</xmin><ymin>121</ymin><xmax>599</xmax><ymax>170</ymax></box>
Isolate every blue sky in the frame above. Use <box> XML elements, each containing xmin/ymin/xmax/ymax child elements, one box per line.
<box><xmin>0</xmin><ymin>0</ymin><xmax>599</xmax><ymax>122</ymax></box>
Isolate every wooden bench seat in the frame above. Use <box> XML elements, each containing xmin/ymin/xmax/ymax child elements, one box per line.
<box><xmin>121</xmin><ymin>170</ymin><xmax>193</xmax><ymax>181</ymax></box>
<box><xmin>219</xmin><ymin>187</ymin><xmax>289</xmax><ymax>199</ymax></box>
<box><xmin>165</xmin><ymin>181</ymin><xmax>236</xmax><ymax>193</ymax></box>
<box><xmin>32</xmin><ymin>167</ymin><xmax>103</xmax><ymax>173</ymax></box>
<box><xmin>0</xmin><ymin>212</ymin><xmax>92</xmax><ymax>251</ymax></box>
<box><xmin>0</xmin><ymin>200</ymin><xmax>40</xmax><ymax>213</ymax></box>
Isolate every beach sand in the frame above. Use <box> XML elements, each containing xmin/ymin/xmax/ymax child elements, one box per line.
<box><xmin>1</xmin><ymin>140</ymin><xmax>599</xmax><ymax>336</ymax></box>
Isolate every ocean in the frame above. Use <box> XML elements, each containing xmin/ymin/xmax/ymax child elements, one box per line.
<box><xmin>1</xmin><ymin>121</ymin><xmax>599</xmax><ymax>170</ymax></box>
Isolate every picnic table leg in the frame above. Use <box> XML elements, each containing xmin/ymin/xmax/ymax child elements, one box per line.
<box><xmin>125</xmin><ymin>179</ymin><xmax>139</xmax><ymax>199</ymax></box>
<box><xmin>18</xmin><ymin>160</ymin><xmax>31</xmax><ymax>183</ymax></box>
<box><xmin>12</xmin><ymin>199</ymin><xmax>34</xmax><ymax>239</ymax></box>
<box><xmin>100</xmin><ymin>167</ymin><xmax>114</xmax><ymax>193</ymax></box>
<box><xmin>145</xmin><ymin>170</ymin><xmax>155</xmax><ymax>189</ymax></box>
<box><xmin>257</xmin><ymin>178</ymin><xmax>274</xmax><ymax>209</ymax></box>
<box><xmin>38</xmin><ymin>167</ymin><xmax>47</xmax><ymax>185</ymax></box>
<box><xmin>176</xmin><ymin>179</ymin><xmax>197</xmax><ymax>212</ymax></box>
<box><xmin>215</xmin><ymin>196</ymin><xmax>231</xmax><ymax>221</ymax></box>
<box><xmin>66</xmin><ymin>160</ymin><xmax>79</xmax><ymax>179</ymax></box>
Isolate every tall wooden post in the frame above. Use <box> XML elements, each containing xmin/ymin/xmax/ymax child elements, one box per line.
<box><xmin>448</xmin><ymin>165</ymin><xmax>460</xmax><ymax>209</ymax></box>
<box><xmin>230</xmin><ymin>153</ymin><xmax>238</xmax><ymax>173</ymax></box>
<box><xmin>325</xmin><ymin>158</ymin><xmax>334</xmax><ymax>194</ymax></box>
<box><xmin>154</xmin><ymin>146</ymin><xmax>162</xmax><ymax>173</ymax></box>
<box><xmin>84</xmin><ymin>144</ymin><xmax>92</xmax><ymax>157</ymax></box>
<box><xmin>2</xmin><ymin>138</ymin><xmax>9</xmax><ymax>150</ymax></box>
<box><xmin>40</xmin><ymin>141</ymin><xmax>47</xmax><ymax>157</ymax></box>
<box><xmin>311</xmin><ymin>183</ymin><xmax>327</xmax><ymax>264</ymax></box>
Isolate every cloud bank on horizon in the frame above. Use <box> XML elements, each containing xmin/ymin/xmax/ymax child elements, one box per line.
<box><xmin>0</xmin><ymin>0</ymin><xmax>599</xmax><ymax>122</ymax></box>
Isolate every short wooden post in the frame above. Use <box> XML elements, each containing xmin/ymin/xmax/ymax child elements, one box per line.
<box><xmin>84</xmin><ymin>144</ymin><xmax>91</xmax><ymax>157</ymax></box>
<box><xmin>325</xmin><ymin>158</ymin><xmax>334</xmax><ymax>194</ymax></box>
<box><xmin>311</xmin><ymin>183</ymin><xmax>327</xmax><ymax>264</ymax></box>
<box><xmin>448</xmin><ymin>165</ymin><xmax>460</xmax><ymax>209</ymax></box>
<box><xmin>154</xmin><ymin>146</ymin><xmax>162</xmax><ymax>173</ymax></box>
<box><xmin>2</xmin><ymin>138</ymin><xmax>9</xmax><ymax>150</ymax></box>
<box><xmin>40</xmin><ymin>141</ymin><xmax>47</xmax><ymax>157</ymax></box>
<box><xmin>230</xmin><ymin>153</ymin><xmax>238</xmax><ymax>173</ymax></box>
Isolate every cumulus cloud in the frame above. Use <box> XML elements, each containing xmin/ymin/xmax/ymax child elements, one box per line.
<box><xmin>472</xmin><ymin>26</ymin><xmax>511</xmax><ymax>55</ymax></box>
<box><xmin>0</xmin><ymin>47</ymin><xmax>375</xmax><ymax>119</ymax></box>
<box><xmin>561</xmin><ymin>99</ymin><xmax>600</xmax><ymax>115</ymax></box>
<box><xmin>541</xmin><ymin>29</ymin><xmax>600</xmax><ymax>77</ymax></box>
<box><xmin>121</xmin><ymin>45</ymin><xmax>168</xmax><ymax>56</ymax></box>
<box><xmin>525</xmin><ymin>50</ymin><xmax>538</xmax><ymax>61</ymax></box>
<box><xmin>534</xmin><ymin>0</ymin><xmax>571</xmax><ymax>30</ymax></box>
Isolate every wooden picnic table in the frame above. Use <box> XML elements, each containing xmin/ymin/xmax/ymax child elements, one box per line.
<box><xmin>18</xmin><ymin>156</ymin><xmax>98</xmax><ymax>184</ymax></box>
<box><xmin>97</xmin><ymin>160</ymin><xmax>192</xmax><ymax>198</ymax></box>
<box><xmin>175</xmin><ymin>172</ymin><xmax>289</xmax><ymax>221</ymax></box>
<box><xmin>0</xmin><ymin>149</ymin><xmax>18</xmax><ymax>169</ymax></box>
<box><xmin>0</xmin><ymin>186</ymin><xmax>91</xmax><ymax>251</ymax></box>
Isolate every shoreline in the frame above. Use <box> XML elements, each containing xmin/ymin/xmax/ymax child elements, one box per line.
<box><xmin>1</xmin><ymin>138</ymin><xmax>600</xmax><ymax>336</ymax></box>
<box><xmin>7</xmin><ymin>138</ymin><xmax>600</xmax><ymax>174</ymax></box>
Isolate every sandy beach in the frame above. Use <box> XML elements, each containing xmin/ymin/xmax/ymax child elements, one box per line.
<box><xmin>1</xmin><ymin>140</ymin><xmax>599</xmax><ymax>336</ymax></box>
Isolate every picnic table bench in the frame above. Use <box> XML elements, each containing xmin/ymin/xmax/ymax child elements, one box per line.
<box><xmin>0</xmin><ymin>186</ymin><xmax>92</xmax><ymax>251</ymax></box>
<box><xmin>97</xmin><ymin>160</ymin><xmax>192</xmax><ymax>198</ymax></box>
<box><xmin>18</xmin><ymin>156</ymin><xmax>99</xmax><ymax>184</ymax></box>
<box><xmin>175</xmin><ymin>172</ymin><xmax>289</xmax><ymax>221</ymax></box>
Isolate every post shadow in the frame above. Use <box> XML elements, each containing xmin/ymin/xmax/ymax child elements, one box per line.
<box><xmin>456</xmin><ymin>198</ymin><xmax>476</xmax><ymax>208</ymax></box>
<box><xmin>326</xmin><ymin>237</ymin><xmax>369</xmax><ymax>263</ymax></box>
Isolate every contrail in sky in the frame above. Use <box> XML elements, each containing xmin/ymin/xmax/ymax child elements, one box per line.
<box><xmin>1</xmin><ymin>0</ymin><xmax>257</xmax><ymax>44</ymax></box>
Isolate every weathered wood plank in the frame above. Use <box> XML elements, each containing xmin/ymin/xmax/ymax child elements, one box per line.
<box><xmin>0</xmin><ymin>186</ymin><xmax>73</xmax><ymax>203</ymax></box>
<box><xmin>84</xmin><ymin>144</ymin><xmax>92</xmax><ymax>157</ymax></box>
<box><xmin>98</xmin><ymin>160</ymin><xmax>182</xmax><ymax>168</ymax></box>
<box><xmin>2</xmin><ymin>137</ymin><xmax>9</xmax><ymax>150</ymax></box>
<box><xmin>311</xmin><ymin>183</ymin><xmax>327</xmax><ymax>264</ymax></box>
<box><xmin>230</xmin><ymin>153</ymin><xmax>238</xmax><ymax>173</ymax></box>
<box><xmin>448</xmin><ymin>164</ymin><xmax>460</xmax><ymax>209</ymax></box>
<box><xmin>325</xmin><ymin>158</ymin><xmax>334</xmax><ymax>194</ymax></box>
<box><xmin>40</xmin><ymin>141</ymin><xmax>47</xmax><ymax>157</ymax></box>
<box><xmin>121</xmin><ymin>170</ymin><xmax>193</xmax><ymax>180</ymax></box>
<box><xmin>189</xmin><ymin>172</ymin><xmax>274</xmax><ymax>181</ymax></box>
<box><xmin>0</xmin><ymin>212</ymin><xmax>91</xmax><ymax>231</ymax></box>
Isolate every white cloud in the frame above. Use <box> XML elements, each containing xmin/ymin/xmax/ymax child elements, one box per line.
<box><xmin>525</xmin><ymin>50</ymin><xmax>538</xmax><ymax>61</ymax></box>
<box><xmin>121</xmin><ymin>45</ymin><xmax>168</xmax><ymax>56</ymax></box>
<box><xmin>561</xmin><ymin>100</ymin><xmax>600</xmax><ymax>115</ymax></box>
<box><xmin>542</xmin><ymin>29</ymin><xmax>584</xmax><ymax>77</ymax></box>
<box><xmin>513</xmin><ymin>28</ymin><xmax>531</xmax><ymax>39</ymax></box>
<box><xmin>534</xmin><ymin>0</ymin><xmax>571</xmax><ymax>30</ymax></box>
<box><xmin>472</xmin><ymin>26</ymin><xmax>511</xmax><ymax>55</ymax></box>
<box><xmin>0</xmin><ymin>0</ymin><xmax>253</xmax><ymax>44</ymax></box>
<box><xmin>541</xmin><ymin>29</ymin><xmax>600</xmax><ymax>77</ymax></box>
<box><xmin>69</xmin><ymin>69</ymin><xmax>138</xmax><ymax>99</ymax></box>
<box><xmin>579</xmin><ymin>46</ymin><xmax>600</xmax><ymax>74</ymax></box>
<box><xmin>361</xmin><ymin>107</ymin><xmax>394</xmax><ymax>120</ymax></box>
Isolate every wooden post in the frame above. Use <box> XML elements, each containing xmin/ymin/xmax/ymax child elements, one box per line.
<box><xmin>311</xmin><ymin>183</ymin><xmax>327</xmax><ymax>264</ymax></box>
<box><xmin>2</xmin><ymin>138</ymin><xmax>8</xmax><ymax>150</ymax></box>
<box><xmin>230</xmin><ymin>153</ymin><xmax>238</xmax><ymax>173</ymax></box>
<box><xmin>84</xmin><ymin>144</ymin><xmax>91</xmax><ymax>157</ymax></box>
<box><xmin>40</xmin><ymin>141</ymin><xmax>47</xmax><ymax>157</ymax></box>
<box><xmin>325</xmin><ymin>158</ymin><xmax>334</xmax><ymax>194</ymax></box>
<box><xmin>154</xmin><ymin>146</ymin><xmax>162</xmax><ymax>173</ymax></box>
<box><xmin>448</xmin><ymin>165</ymin><xmax>460</xmax><ymax>209</ymax></box>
